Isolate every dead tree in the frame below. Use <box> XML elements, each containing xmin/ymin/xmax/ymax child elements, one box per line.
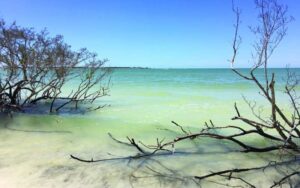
<box><xmin>0</xmin><ymin>19</ymin><xmax>110</xmax><ymax>113</ymax></box>
<box><xmin>71</xmin><ymin>0</ymin><xmax>300</xmax><ymax>187</ymax></box>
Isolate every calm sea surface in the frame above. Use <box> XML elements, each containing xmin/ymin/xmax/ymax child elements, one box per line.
<box><xmin>0</xmin><ymin>68</ymin><xmax>299</xmax><ymax>187</ymax></box>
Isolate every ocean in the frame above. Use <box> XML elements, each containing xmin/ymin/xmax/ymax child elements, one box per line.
<box><xmin>0</xmin><ymin>68</ymin><xmax>299</xmax><ymax>187</ymax></box>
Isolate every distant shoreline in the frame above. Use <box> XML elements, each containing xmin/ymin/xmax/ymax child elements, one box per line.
<box><xmin>74</xmin><ymin>66</ymin><xmax>300</xmax><ymax>70</ymax></box>
<box><xmin>3</xmin><ymin>66</ymin><xmax>299</xmax><ymax>70</ymax></box>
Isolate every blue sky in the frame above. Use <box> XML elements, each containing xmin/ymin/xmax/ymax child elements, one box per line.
<box><xmin>0</xmin><ymin>0</ymin><xmax>299</xmax><ymax>68</ymax></box>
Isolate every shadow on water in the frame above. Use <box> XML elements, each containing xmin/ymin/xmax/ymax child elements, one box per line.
<box><xmin>68</xmin><ymin>131</ymin><xmax>300</xmax><ymax>188</ymax></box>
<box><xmin>4</xmin><ymin>126</ymin><xmax>72</xmax><ymax>134</ymax></box>
<box><xmin>0</xmin><ymin>98</ymin><xmax>108</xmax><ymax>134</ymax></box>
<box><xmin>20</xmin><ymin>100</ymin><xmax>91</xmax><ymax>115</ymax></box>
<box><xmin>98</xmin><ymin>152</ymin><xmax>300</xmax><ymax>188</ymax></box>
<box><xmin>0</xmin><ymin>110</ymin><xmax>72</xmax><ymax>134</ymax></box>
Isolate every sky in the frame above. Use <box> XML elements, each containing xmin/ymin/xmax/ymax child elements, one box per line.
<box><xmin>0</xmin><ymin>0</ymin><xmax>299</xmax><ymax>68</ymax></box>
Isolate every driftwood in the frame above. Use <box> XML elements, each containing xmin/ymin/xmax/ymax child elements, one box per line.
<box><xmin>71</xmin><ymin>0</ymin><xmax>300</xmax><ymax>187</ymax></box>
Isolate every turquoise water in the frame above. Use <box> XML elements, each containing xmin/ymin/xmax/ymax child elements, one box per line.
<box><xmin>0</xmin><ymin>68</ymin><xmax>299</xmax><ymax>187</ymax></box>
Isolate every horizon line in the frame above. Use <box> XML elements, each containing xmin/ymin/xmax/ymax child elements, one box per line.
<box><xmin>97</xmin><ymin>66</ymin><xmax>300</xmax><ymax>69</ymax></box>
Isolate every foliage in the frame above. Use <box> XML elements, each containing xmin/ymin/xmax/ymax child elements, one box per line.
<box><xmin>0</xmin><ymin>20</ymin><xmax>110</xmax><ymax>113</ymax></box>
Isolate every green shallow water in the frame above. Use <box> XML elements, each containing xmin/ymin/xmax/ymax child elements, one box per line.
<box><xmin>0</xmin><ymin>68</ymin><xmax>299</xmax><ymax>187</ymax></box>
